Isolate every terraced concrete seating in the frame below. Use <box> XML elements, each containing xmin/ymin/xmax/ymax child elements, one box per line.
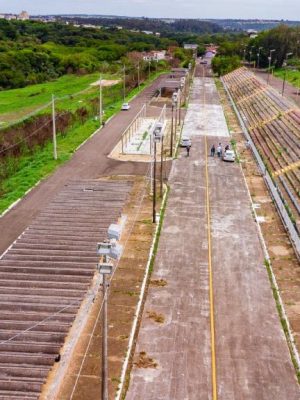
<box><xmin>0</xmin><ymin>179</ymin><xmax>132</xmax><ymax>399</ymax></box>
<box><xmin>224</xmin><ymin>67</ymin><xmax>300</xmax><ymax>222</ymax></box>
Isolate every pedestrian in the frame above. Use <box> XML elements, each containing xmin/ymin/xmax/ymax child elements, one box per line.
<box><xmin>186</xmin><ymin>145</ymin><xmax>191</xmax><ymax>157</ymax></box>
<box><xmin>210</xmin><ymin>144</ymin><xmax>215</xmax><ymax>157</ymax></box>
<box><xmin>217</xmin><ymin>143</ymin><xmax>222</xmax><ymax>158</ymax></box>
<box><xmin>225</xmin><ymin>144</ymin><xmax>230</xmax><ymax>152</ymax></box>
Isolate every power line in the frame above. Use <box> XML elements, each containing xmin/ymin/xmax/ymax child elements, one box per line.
<box><xmin>70</xmin><ymin>166</ymin><xmax>152</xmax><ymax>400</ymax></box>
<box><xmin>0</xmin><ymin>117</ymin><xmax>52</xmax><ymax>156</ymax></box>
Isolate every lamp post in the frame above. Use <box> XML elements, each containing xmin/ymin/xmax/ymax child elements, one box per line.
<box><xmin>137</xmin><ymin>62</ymin><xmax>140</xmax><ymax>90</ymax></box>
<box><xmin>152</xmin><ymin>131</ymin><xmax>161</xmax><ymax>223</ymax></box>
<box><xmin>174</xmin><ymin>95</ymin><xmax>178</xmax><ymax>141</ymax></box>
<box><xmin>249</xmin><ymin>46</ymin><xmax>254</xmax><ymax>68</ymax></box>
<box><xmin>123</xmin><ymin>65</ymin><xmax>126</xmax><ymax>102</ymax></box>
<box><xmin>281</xmin><ymin>52</ymin><xmax>293</xmax><ymax>96</ymax></box>
<box><xmin>267</xmin><ymin>49</ymin><xmax>275</xmax><ymax>84</ymax></box>
<box><xmin>257</xmin><ymin>47</ymin><xmax>263</xmax><ymax>69</ymax></box>
<box><xmin>99</xmin><ymin>74</ymin><xmax>103</xmax><ymax>127</ymax></box>
<box><xmin>148</xmin><ymin>60</ymin><xmax>151</xmax><ymax>80</ymax></box>
<box><xmin>97</xmin><ymin>232</ymin><xmax>123</xmax><ymax>400</ymax></box>
<box><xmin>170</xmin><ymin>99</ymin><xmax>175</xmax><ymax>157</ymax></box>
<box><xmin>160</xmin><ymin>133</ymin><xmax>164</xmax><ymax>197</ymax></box>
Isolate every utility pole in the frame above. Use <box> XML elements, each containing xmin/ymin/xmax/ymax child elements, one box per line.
<box><xmin>257</xmin><ymin>47</ymin><xmax>263</xmax><ymax>69</ymax></box>
<box><xmin>160</xmin><ymin>135</ymin><xmax>164</xmax><ymax>197</ymax></box>
<box><xmin>123</xmin><ymin>65</ymin><xmax>126</xmax><ymax>102</ymax></box>
<box><xmin>99</xmin><ymin>74</ymin><xmax>103</xmax><ymax>127</ymax></box>
<box><xmin>137</xmin><ymin>62</ymin><xmax>140</xmax><ymax>89</ymax></box>
<box><xmin>178</xmin><ymin>89</ymin><xmax>181</xmax><ymax>126</ymax></box>
<box><xmin>282</xmin><ymin>52</ymin><xmax>293</xmax><ymax>96</ymax></box>
<box><xmin>148</xmin><ymin>60</ymin><xmax>151</xmax><ymax>81</ymax></box>
<box><xmin>267</xmin><ymin>49</ymin><xmax>275</xmax><ymax>84</ymax></box>
<box><xmin>174</xmin><ymin>98</ymin><xmax>178</xmax><ymax>141</ymax></box>
<box><xmin>52</xmin><ymin>94</ymin><xmax>57</xmax><ymax>160</ymax></box>
<box><xmin>170</xmin><ymin>102</ymin><xmax>174</xmax><ymax>157</ymax></box>
<box><xmin>153</xmin><ymin>136</ymin><xmax>157</xmax><ymax>223</ymax></box>
<box><xmin>102</xmin><ymin>270</ymin><xmax>108</xmax><ymax>400</ymax></box>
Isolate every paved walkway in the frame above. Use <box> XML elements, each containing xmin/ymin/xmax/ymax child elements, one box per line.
<box><xmin>254</xmin><ymin>69</ymin><xmax>300</xmax><ymax>107</ymax></box>
<box><xmin>126</xmin><ymin>76</ymin><xmax>299</xmax><ymax>399</ymax></box>
<box><xmin>0</xmin><ymin>76</ymin><xmax>167</xmax><ymax>255</ymax></box>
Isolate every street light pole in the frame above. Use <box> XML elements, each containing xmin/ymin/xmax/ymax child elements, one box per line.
<box><xmin>160</xmin><ymin>135</ymin><xmax>164</xmax><ymax>197</ymax></box>
<box><xmin>137</xmin><ymin>62</ymin><xmax>140</xmax><ymax>90</ymax></box>
<box><xmin>102</xmin><ymin>272</ymin><xmax>108</xmax><ymax>400</ymax></box>
<box><xmin>152</xmin><ymin>136</ymin><xmax>157</xmax><ymax>223</ymax></box>
<box><xmin>99</xmin><ymin>74</ymin><xmax>103</xmax><ymax>127</ymax></box>
<box><xmin>123</xmin><ymin>65</ymin><xmax>126</xmax><ymax>102</ymax></box>
<box><xmin>281</xmin><ymin>52</ymin><xmax>293</xmax><ymax>96</ymax></box>
<box><xmin>267</xmin><ymin>49</ymin><xmax>275</xmax><ymax>84</ymax></box>
<box><xmin>178</xmin><ymin>89</ymin><xmax>181</xmax><ymax>126</ymax></box>
<box><xmin>170</xmin><ymin>102</ymin><xmax>174</xmax><ymax>157</ymax></box>
<box><xmin>148</xmin><ymin>60</ymin><xmax>151</xmax><ymax>80</ymax></box>
<box><xmin>52</xmin><ymin>94</ymin><xmax>57</xmax><ymax>160</ymax></box>
<box><xmin>257</xmin><ymin>47</ymin><xmax>263</xmax><ymax>69</ymax></box>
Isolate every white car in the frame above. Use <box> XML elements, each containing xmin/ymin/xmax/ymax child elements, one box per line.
<box><xmin>121</xmin><ymin>102</ymin><xmax>130</xmax><ymax>111</ymax></box>
<box><xmin>223</xmin><ymin>149</ymin><xmax>235</xmax><ymax>162</ymax></box>
<box><xmin>180</xmin><ymin>137</ymin><xmax>192</xmax><ymax>147</ymax></box>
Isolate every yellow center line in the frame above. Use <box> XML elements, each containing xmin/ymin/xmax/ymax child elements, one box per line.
<box><xmin>205</xmin><ymin>134</ymin><xmax>217</xmax><ymax>400</ymax></box>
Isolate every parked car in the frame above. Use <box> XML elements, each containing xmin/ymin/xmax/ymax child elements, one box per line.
<box><xmin>223</xmin><ymin>149</ymin><xmax>235</xmax><ymax>162</ymax></box>
<box><xmin>121</xmin><ymin>102</ymin><xmax>130</xmax><ymax>111</ymax></box>
<box><xmin>180</xmin><ymin>137</ymin><xmax>192</xmax><ymax>147</ymax></box>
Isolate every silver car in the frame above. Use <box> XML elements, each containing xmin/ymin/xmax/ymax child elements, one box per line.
<box><xmin>223</xmin><ymin>149</ymin><xmax>235</xmax><ymax>162</ymax></box>
<box><xmin>180</xmin><ymin>137</ymin><xmax>192</xmax><ymax>147</ymax></box>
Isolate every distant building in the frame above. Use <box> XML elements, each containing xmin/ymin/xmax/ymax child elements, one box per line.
<box><xmin>142</xmin><ymin>30</ymin><xmax>153</xmax><ymax>35</ymax></box>
<box><xmin>247</xmin><ymin>29</ymin><xmax>258</xmax><ymax>39</ymax></box>
<box><xmin>18</xmin><ymin>11</ymin><xmax>29</xmax><ymax>20</ymax></box>
<box><xmin>143</xmin><ymin>50</ymin><xmax>166</xmax><ymax>62</ymax></box>
<box><xmin>0</xmin><ymin>14</ymin><xmax>5</xmax><ymax>19</ymax></box>
<box><xmin>184</xmin><ymin>44</ymin><xmax>198</xmax><ymax>51</ymax></box>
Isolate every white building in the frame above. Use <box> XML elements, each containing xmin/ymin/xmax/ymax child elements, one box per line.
<box><xmin>18</xmin><ymin>11</ymin><xmax>29</xmax><ymax>20</ymax></box>
<box><xmin>143</xmin><ymin>50</ymin><xmax>166</xmax><ymax>62</ymax></box>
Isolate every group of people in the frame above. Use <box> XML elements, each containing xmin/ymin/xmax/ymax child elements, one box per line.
<box><xmin>210</xmin><ymin>142</ymin><xmax>230</xmax><ymax>158</ymax></box>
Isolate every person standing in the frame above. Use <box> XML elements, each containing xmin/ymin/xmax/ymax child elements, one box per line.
<box><xmin>210</xmin><ymin>144</ymin><xmax>215</xmax><ymax>157</ymax></box>
<box><xmin>217</xmin><ymin>143</ymin><xmax>222</xmax><ymax>158</ymax></box>
<box><xmin>186</xmin><ymin>145</ymin><xmax>191</xmax><ymax>157</ymax></box>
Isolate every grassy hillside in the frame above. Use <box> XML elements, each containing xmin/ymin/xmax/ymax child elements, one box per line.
<box><xmin>0</xmin><ymin>73</ymin><xmax>101</xmax><ymax>123</ymax></box>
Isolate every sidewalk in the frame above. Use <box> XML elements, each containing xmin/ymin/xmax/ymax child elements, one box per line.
<box><xmin>254</xmin><ymin>69</ymin><xmax>300</xmax><ymax>107</ymax></box>
<box><xmin>125</xmin><ymin>77</ymin><xmax>299</xmax><ymax>399</ymax></box>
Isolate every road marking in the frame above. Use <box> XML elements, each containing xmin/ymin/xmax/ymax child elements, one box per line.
<box><xmin>205</xmin><ymin>135</ymin><xmax>218</xmax><ymax>400</ymax></box>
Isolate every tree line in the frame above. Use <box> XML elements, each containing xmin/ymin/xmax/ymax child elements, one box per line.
<box><xmin>0</xmin><ymin>20</ymin><xmax>193</xmax><ymax>90</ymax></box>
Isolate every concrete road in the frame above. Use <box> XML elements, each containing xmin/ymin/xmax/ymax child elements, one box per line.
<box><xmin>0</xmin><ymin>75</ymin><xmax>169</xmax><ymax>255</ymax></box>
<box><xmin>126</xmin><ymin>73</ymin><xmax>299</xmax><ymax>399</ymax></box>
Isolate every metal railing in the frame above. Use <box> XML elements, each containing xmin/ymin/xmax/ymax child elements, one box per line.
<box><xmin>121</xmin><ymin>104</ymin><xmax>146</xmax><ymax>153</ymax></box>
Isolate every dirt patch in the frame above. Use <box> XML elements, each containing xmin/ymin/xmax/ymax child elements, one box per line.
<box><xmin>44</xmin><ymin>175</ymin><xmax>158</xmax><ymax>400</ymax></box>
<box><xmin>134</xmin><ymin>352</ymin><xmax>158</xmax><ymax>369</ymax></box>
<box><xmin>90</xmin><ymin>79</ymin><xmax>121</xmax><ymax>87</ymax></box>
<box><xmin>150</xmin><ymin>278</ymin><xmax>167</xmax><ymax>287</ymax></box>
<box><xmin>147</xmin><ymin>310</ymin><xmax>165</xmax><ymax>324</ymax></box>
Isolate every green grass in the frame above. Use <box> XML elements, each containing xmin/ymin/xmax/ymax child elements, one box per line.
<box><xmin>0</xmin><ymin>73</ymin><xmax>102</xmax><ymax>123</ymax></box>
<box><xmin>0</xmin><ymin>69</ymin><xmax>169</xmax><ymax>215</ymax></box>
<box><xmin>0</xmin><ymin>118</ymin><xmax>98</xmax><ymax>213</ymax></box>
<box><xmin>274</xmin><ymin>68</ymin><xmax>300</xmax><ymax>89</ymax></box>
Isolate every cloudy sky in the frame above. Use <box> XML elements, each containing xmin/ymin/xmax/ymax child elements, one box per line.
<box><xmin>0</xmin><ymin>0</ymin><xmax>298</xmax><ymax>20</ymax></box>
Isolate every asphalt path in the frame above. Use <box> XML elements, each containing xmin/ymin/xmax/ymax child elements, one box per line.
<box><xmin>254</xmin><ymin>69</ymin><xmax>300</xmax><ymax>107</ymax></box>
<box><xmin>0</xmin><ymin>75</ymin><xmax>169</xmax><ymax>255</ymax></box>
